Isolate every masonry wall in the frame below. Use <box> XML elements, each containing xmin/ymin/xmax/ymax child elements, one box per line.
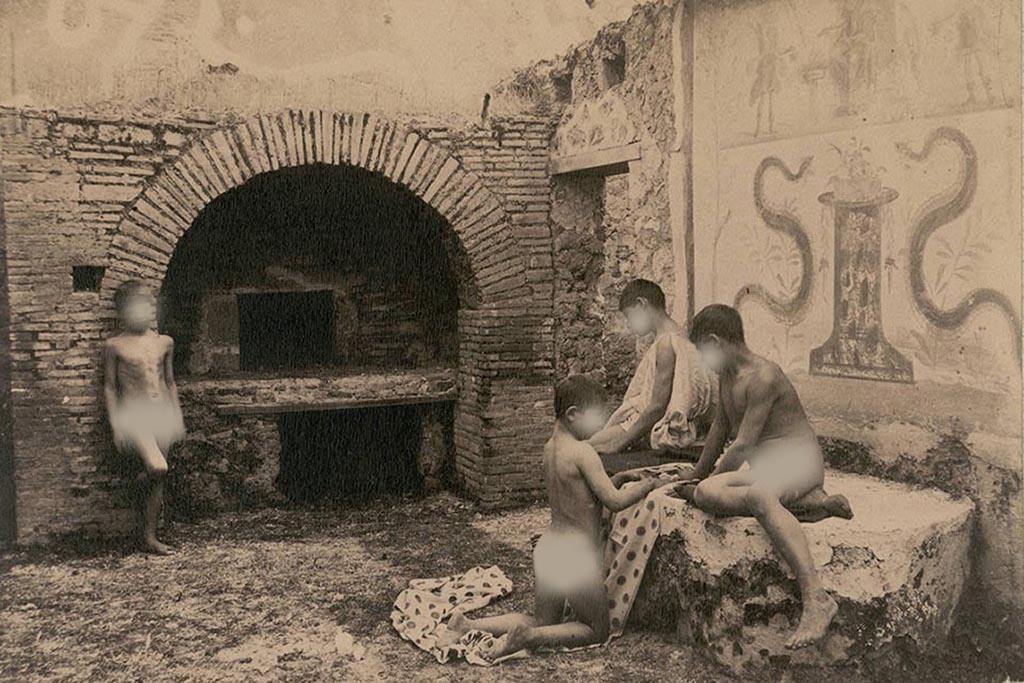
<box><xmin>0</xmin><ymin>107</ymin><xmax>555</xmax><ymax>542</ymax></box>
<box><xmin>495</xmin><ymin>2</ymin><xmax>681</xmax><ymax>400</ymax></box>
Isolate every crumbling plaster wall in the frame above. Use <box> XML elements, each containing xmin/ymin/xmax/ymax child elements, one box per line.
<box><xmin>495</xmin><ymin>1</ymin><xmax>680</xmax><ymax>398</ymax></box>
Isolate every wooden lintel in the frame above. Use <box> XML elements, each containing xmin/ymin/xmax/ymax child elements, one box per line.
<box><xmin>549</xmin><ymin>143</ymin><xmax>641</xmax><ymax>176</ymax></box>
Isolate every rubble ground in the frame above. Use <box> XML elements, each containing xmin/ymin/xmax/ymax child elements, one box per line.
<box><xmin>0</xmin><ymin>494</ymin><xmax>1011</xmax><ymax>682</ymax></box>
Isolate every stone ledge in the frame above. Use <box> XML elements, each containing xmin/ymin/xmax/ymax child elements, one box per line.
<box><xmin>632</xmin><ymin>471</ymin><xmax>974</xmax><ymax>673</ymax></box>
<box><xmin>179</xmin><ymin>366</ymin><xmax>458</xmax><ymax>413</ymax></box>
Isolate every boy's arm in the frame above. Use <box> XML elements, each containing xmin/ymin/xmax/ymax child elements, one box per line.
<box><xmin>713</xmin><ymin>371</ymin><xmax>777</xmax><ymax>475</ymax></box>
<box><xmin>162</xmin><ymin>337</ymin><xmax>185</xmax><ymax>438</ymax></box>
<box><xmin>162</xmin><ymin>337</ymin><xmax>180</xmax><ymax>402</ymax></box>
<box><xmin>590</xmin><ymin>336</ymin><xmax>676</xmax><ymax>454</ymax></box>
<box><xmin>103</xmin><ymin>342</ymin><xmax>124</xmax><ymax>447</ymax></box>
<box><xmin>103</xmin><ymin>342</ymin><xmax>119</xmax><ymax>419</ymax></box>
<box><xmin>577</xmin><ymin>446</ymin><xmax>661</xmax><ymax>512</ymax></box>
<box><xmin>693</xmin><ymin>401</ymin><xmax>729</xmax><ymax>480</ymax></box>
<box><xmin>603</xmin><ymin>403</ymin><xmax>631</xmax><ymax>428</ymax></box>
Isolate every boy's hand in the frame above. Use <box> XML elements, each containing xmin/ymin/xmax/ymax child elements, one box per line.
<box><xmin>673</xmin><ymin>463</ymin><xmax>697</xmax><ymax>480</ymax></box>
<box><xmin>170</xmin><ymin>408</ymin><xmax>186</xmax><ymax>445</ymax></box>
<box><xmin>611</xmin><ymin>469</ymin><xmax>644</xmax><ymax>486</ymax></box>
<box><xmin>637</xmin><ymin>478</ymin><xmax>661</xmax><ymax>497</ymax></box>
<box><xmin>111</xmin><ymin>425</ymin><xmax>130</xmax><ymax>453</ymax></box>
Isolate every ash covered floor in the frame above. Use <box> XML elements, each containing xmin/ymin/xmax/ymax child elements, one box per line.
<box><xmin>0</xmin><ymin>495</ymin><xmax>1010</xmax><ymax>683</ymax></box>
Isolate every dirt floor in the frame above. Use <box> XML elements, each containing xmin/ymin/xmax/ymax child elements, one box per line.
<box><xmin>0</xmin><ymin>494</ymin><xmax>1014</xmax><ymax>683</ymax></box>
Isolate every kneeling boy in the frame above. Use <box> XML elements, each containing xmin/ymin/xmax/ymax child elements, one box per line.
<box><xmin>446</xmin><ymin>375</ymin><xmax>667</xmax><ymax>659</ymax></box>
<box><xmin>688</xmin><ymin>304</ymin><xmax>839</xmax><ymax>649</ymax></box>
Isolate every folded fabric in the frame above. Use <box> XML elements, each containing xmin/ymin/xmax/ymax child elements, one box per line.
<box><xmin>604</xmin><ymin>464</ymin><xmax>680</xmax><ymax>637</ymax></box>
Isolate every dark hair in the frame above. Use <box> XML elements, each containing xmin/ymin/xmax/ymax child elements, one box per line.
<box><xmin>554</xmin><ymin>375</ymin><xmax>607</xmax><ymax>419</ymax></box>
<box><xmin>113</xmin><ymin>280</ymin><xmax>150</xmax><ymax>313</ymax></box>
<box><xmin>618</xmin><ymin>279</ymin><xmax>666</xmax><ymax>312</ymax></box>
<box><xmin>689</xmin><ymin>304</ymin><xmax>745</xmax><ymax>345</ymax></box>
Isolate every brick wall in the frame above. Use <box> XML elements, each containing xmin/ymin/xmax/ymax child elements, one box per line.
<box><xmin>491</xmin><ymin>3</ymin><xmax>682</xmax><ymax>402</ymax></box>
<box><xmin>0</xmin><ymin>107</ymin><xmax>554</xmax><ymax>542</ymax></box>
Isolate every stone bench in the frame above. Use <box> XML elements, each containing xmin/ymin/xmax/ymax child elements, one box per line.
<box><xmin>631</xmin><ymin>471</ymin><xmax>974</xmax><ymax>673</ymax></box>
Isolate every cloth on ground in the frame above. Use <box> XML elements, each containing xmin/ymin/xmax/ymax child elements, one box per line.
<box><xmin>619</xmin><ymin>331</ymin><xmax>716</xmax><ymax>451</ymax></box>
<box><xmin>390</xmin><ymin>565</ymin><xmax>525</xmax><ymax>666</ymax></box>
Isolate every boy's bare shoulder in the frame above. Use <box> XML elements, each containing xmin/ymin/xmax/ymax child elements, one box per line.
<box><xmin>566</xmin><ymin>439</ymin><xmax>600</xmax><ymax>470</ymax></box>
<box><xmin>750</xmin><ymin>357</ymin><xmax>787</xmax><ymax>393</ymax></box>
<box><xmin>548</xmin><ymin>433</ymin><xmax>598</xmax><ymax>462</ymax></box>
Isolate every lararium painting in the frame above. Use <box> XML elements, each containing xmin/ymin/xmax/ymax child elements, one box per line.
<box><xmin>0</xmin><ymin>1</ymin><xmax>1021</xmax><ymax>682</ymax></box>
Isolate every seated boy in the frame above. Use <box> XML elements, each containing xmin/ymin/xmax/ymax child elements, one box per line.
<box><xmin>103</xmin><ymin>280</ymin><xmax>185</xmax><ymax>555</ymax></box>
<box><xmin>589</xmin><ymin>279</ymin><xmax>715</xmax><ymax>456</ymax></box>
<box><xmin>446</xmin><ymin>375</ymin><xmax>670</xmax><ymax>659</ymax></box>
<box><xmin>686</xmin><ymin>304</ymin><xmax>844</xmax><ymax>649</ymax></box>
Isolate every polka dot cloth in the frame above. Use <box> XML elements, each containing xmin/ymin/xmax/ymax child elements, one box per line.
<box><xmin>390</xmin><ymin>565</ymin><xmax>516</xmax><ymax>665</ymax></box>
<box><xmin>604</xmin><ymin>464</ymin><xmax>679</xmax><ymax>638</ymax></box>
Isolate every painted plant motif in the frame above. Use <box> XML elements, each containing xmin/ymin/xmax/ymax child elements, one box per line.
<box><xmin>738</xmin><ymin>215</ymin><xmax>806</xmax><ymax>371</ymax></box>
<box><xmin>734</xmin><ymin>156</ymin><xmax>814</xmax><ymax>325</ymax></box>
<box><xmin>896</xmin><ymin>126</ymin><xmax>1021</xmax><ymax>363</ymax></box>
<box><xmin>826</xmin><ymin>137</ymin><xmax>885</xmax><ymax>201</ymax></box>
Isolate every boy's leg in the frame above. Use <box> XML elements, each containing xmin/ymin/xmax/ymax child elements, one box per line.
<box><xmin>443</xmin><ymin>585</ymin><xmax>562</xmax><ymax>648</ymax></box>
<box><xmin>694</xmin><ymin>466</ymin><xmax>837</xmax><ymax>648</ymax></box>
<box><xmin>691</xmin><ymin>475</ymin><xmax>851</xmax><ymax>521</ymax></box>
<box><xmin>692</xmin><ymin>470</ymin><xmax>757</xmax><ymax>516</ymax></box>
<box><xmin>131</xmin><ymin>434</ymin><xmax>172</xmax><ymax>554</ymax></box>
<box><xmin>448</xmin><ymin>580</ymin><xmax>564</xmax><ymax>631</ymax></box>
<box><xmin>744</xmin><ymin>480</ymin><xmax>837</xmax><ymax>649</ymax></box>
<box><xmin>446</xmin><ymin>611</ymin><xmax>535</xmax><ymax>637</ymax></box>
<box><xmin>483</xmin><ymin>580</ymin><xmax>609</xmax><ymax>658</ymax></box>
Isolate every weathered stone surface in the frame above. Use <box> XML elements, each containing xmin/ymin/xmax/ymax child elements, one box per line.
<box><xmin>632</xmin><ymin>472</ymin><xmax>974</xmax><ymax>673</ymax></box>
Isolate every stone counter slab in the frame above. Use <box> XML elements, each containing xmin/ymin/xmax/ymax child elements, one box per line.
<box><xmin>633</xmin><ymin>471</ymin><xmax>974</xmax><ymax>673</ymax></box>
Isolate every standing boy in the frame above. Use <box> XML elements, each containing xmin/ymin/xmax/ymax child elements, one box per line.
<box><xmin>445</xmin><ymin>375</ymin><xmax>668</xmax><ymax>660</ymax></box>
<box><xmin>104</xmin><ymin>280</ymin><xmax>185</xmax><ymax>554</ymax></box>
<box><xmin>589</xmin><ymin>279</ymin><xmax>715</xmax><ymax>456</ymax></box>
<box><xmin>688</xmin><ymin>304</ymin><xmax>839</xmax><ymax>649</ymax></box>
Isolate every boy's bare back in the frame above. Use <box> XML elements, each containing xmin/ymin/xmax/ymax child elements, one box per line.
<box><xmin>720</xmin><ymin>355</ymin><xmax>816</xmax><ymax>446</ymax></box>
<box><xmin>543</xmin><ymin>432</ymin><xmax>604</xmax><ymax>540</ymax></box>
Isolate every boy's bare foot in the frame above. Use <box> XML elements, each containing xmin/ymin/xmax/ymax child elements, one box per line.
<box><xmin>142</xmin><ymin>538</ymin><xmax>175</xmax><ymax>555</ymax></box>
<box><xmin>482</xmin><ymin>623</ymin><xmax>530</xmax><ymax>661</ymax></box>
<box><xmin>786</xmin><ymin>591</ymin><xmax>838</xmax><ymax>649</ymax></box>
<box><xmin>790</xmin><ymin>489</ymin><xmax>854</xmax><ymax>523</ymax></box>
<box><xmin>436</xmin><ymin>610</ymin><xmax>469</xmax><ymax>646</ymax></box>
<box><xmin>822</xmin><ymin>494</ymin><xmax>853</xmax><ymax>520</ymax></box>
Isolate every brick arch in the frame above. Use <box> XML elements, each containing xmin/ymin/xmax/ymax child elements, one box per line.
<box><xmin>100</xmin><ymin>109</ymin><xmax>530</xmax><ymax>309</ymax></box>
<box><xmin>97</xmin><ymin>110</ymin><xmax>551</xmax><ymax>507</ymax></box>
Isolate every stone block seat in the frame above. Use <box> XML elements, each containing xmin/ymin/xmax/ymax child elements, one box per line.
<box><xmin>630</xmin><ymin>471</ymin><xmax>974</xmax><ymax>673</ymax></box>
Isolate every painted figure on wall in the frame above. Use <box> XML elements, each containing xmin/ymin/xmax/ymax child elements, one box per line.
<box><xmin>749</xmin><ymin>22</ymin><xmax>794</xmax><ymax>137</ymax></box>
<box><xmin>930</xmin><ymin>7</ymin><xmax>996</xmax><ymax>107</ymax></box>
<box><xmin>819</xmin><ymin>0</ymin><xmax>889</xmax><ymax>117</ymax></box>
